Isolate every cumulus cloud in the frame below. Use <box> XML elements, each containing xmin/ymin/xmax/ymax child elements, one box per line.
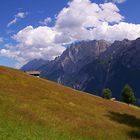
<box><xmin>105</xmin><ymin>0</ymin><xmax>126</xmax><ymax>3</ymax></box>
<box><xmin>7</xmin><ymin>12</ymin><xmax>28</xmax><ymax>27</ymax></box>
<box><xmin>39</xmin><ymin>17</ymin><xmax>52</xmax><ymax>25</ymax></box>
<box><xmin>1</xmin><ymin>0</ymin><xmax>140</xmax><ymax>67</ymax></box>
<box><xmin>90</xmin><ymin>22</ymin><xmax>140</xmax><ymax>41</ymax></box>
<box><xmin>55</xmin><ymin>1</ymin><xmax>124</xmax><ymax>43</ymax></box>
<box><xmin>1</xmin><ymin>26</ymin><xmax>65</xmax><ymax>67</ymax></box>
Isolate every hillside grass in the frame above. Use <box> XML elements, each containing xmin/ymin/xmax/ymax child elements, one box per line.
<box><xmin>0</xmin><ymin>66</ymin><xmax>140</xmax><ymax>140</ymax></box>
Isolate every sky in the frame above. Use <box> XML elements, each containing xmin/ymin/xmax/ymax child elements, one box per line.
<box><xmin>0</xmin><ymin>0</ymin><xmax>140</xmax><ymax>68</ymax></box>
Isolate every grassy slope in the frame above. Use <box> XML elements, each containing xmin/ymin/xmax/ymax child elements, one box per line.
<box><xmin>0</xmin><ymin>66</ymin><xmax>140</xmax><ymax>140</ymax></box>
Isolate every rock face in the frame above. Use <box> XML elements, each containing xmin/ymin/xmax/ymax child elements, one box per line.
<box><xmin>21</xmin><ymin>38</ymin><xmax>140</xmax><ymax>99</ymax></box>
<box><xmin>74</xmin><ymin>38</ymin><xmax>140</xmax><ymax>99</ymax></box>
<box><xmin>104</xmin><ymin>38</ymin><xmax>140</xmax><ymax>99</ymax></box>
<box><xmin>40</xmin><ymin>40</ymin><xmax>110</xmax><ymax>86</ymax></box>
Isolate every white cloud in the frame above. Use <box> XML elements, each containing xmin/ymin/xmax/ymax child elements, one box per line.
<box><xmin>90</xmin><ymin>22</ymin><xmax>140</xmax><ymax>42</ymax></box>
<box><xmin>1</xmin><ymin>26</ymin><xmax>65</xmax><ymax>67</ymax></box>
<box><xmin>0</xmin><ymin>37</ymin><xmax>4</xmax><ymax>43</ymax></box>
<box><xmin>7</xmin><ymin>12</ymin><xmax>28</xmax><ymax>27</ymax></box>
<box><xmin>54</xmin><ymin>1</ymin><xmax>124</xmax><ymax>43</ymax></box>
<box><xmin>39</xmin><ymin>17</ymin><xmax>52</xmax><ymax>25</ymax></box>
<box><xmin>56</xmin><ymin>1</ymin><xmax>123</xmax><ymax>29</ymax></box>
<box><xmin>1</xmin><ymin>0</ymin><xmax>140</xmax><ymax>67</ymax></box>
<box><xmin>105</xmin><ymin>0</ymin><xmax>126</xmax><ymax>3</ymax></box>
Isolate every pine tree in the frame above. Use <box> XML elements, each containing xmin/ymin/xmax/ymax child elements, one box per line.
<box><xmin>121</xmin><ymin>84</ymin><xmax>136</xmax><ymax>104</ymax></box>
<box><xmin>102</xmin><ymin>88</ymin><xmax>112</xmax><ymax>99</ymax></box>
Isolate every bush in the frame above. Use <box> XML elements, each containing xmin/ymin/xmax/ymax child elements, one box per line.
<box><xmin>102</xmin><ymin>88</ymin><xmax>112</xmax><ymax>99</ymax></box>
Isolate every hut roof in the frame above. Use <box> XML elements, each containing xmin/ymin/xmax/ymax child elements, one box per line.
<box><xmin>26</xmin><ymin>71</ymin><xmax>40</xmax><ymax>75</ymax></box>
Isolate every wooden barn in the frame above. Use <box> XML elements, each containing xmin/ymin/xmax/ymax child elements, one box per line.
<box><xmin>25</xmin><ymin>71</ymin><xmax>40</xmax><ymax>78</ymax></box>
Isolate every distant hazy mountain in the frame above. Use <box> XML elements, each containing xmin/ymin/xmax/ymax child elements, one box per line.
<box><xmin>21</xmin><ymin>59</ymin><xmax>49</xmax><ymax>71</ymax></box>
<box><xmin>21</xmin><ymin>38</ymin><xmax>140</xmax><ymax>100</ymax></box>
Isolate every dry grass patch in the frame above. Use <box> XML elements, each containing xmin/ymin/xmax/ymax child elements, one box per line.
<box><xmin>0</xmin><ymin>66</ymin><xmax>140</xmax><ymax>140</ymax></box>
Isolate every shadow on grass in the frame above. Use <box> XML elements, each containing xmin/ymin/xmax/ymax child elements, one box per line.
<box><xmin>107</xmin><ymin>111</ymin><xmax>140</xmax><ymax>139</ymax></box>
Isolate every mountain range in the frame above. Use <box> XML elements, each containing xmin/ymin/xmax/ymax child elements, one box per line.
<box><xmin>21</xmin><ymin>38</ymin><xmax>140</xmax><ymax>100</ymax></box>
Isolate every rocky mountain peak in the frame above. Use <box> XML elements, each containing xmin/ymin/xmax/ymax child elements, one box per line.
<box><xmin>21</xmin><ymin>38</ymin><xmax>140</xmax><ymax>101</ymax></box>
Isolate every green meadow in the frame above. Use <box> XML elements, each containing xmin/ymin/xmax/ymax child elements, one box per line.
<box><xmin>0</xmin><ymin>66</ymin><xmax>140</xmax><ymax>140</ymax></box>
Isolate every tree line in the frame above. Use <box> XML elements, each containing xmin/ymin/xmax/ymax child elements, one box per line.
<box><xmin>102</xmin><ymin>84</ymin><xmax>136</xmax><ymax>105</ymax></box>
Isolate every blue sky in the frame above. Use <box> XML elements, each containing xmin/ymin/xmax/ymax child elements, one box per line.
<box><xmin>0</xmin><ymin>0</ymin><xmax>140</xmax><ymax>68</ymax></box>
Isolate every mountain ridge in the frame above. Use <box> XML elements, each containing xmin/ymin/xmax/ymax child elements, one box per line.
<box><xmin>21</xmin><ymin>38</ymin><xmax>140</xmax><ymax>100</ymax></box>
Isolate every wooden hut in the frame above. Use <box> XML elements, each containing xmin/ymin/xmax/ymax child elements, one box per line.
<box><xmin>26</xmin><ymin>71</ymin><xmax>40</xmax><ymax>78</ymax></box>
